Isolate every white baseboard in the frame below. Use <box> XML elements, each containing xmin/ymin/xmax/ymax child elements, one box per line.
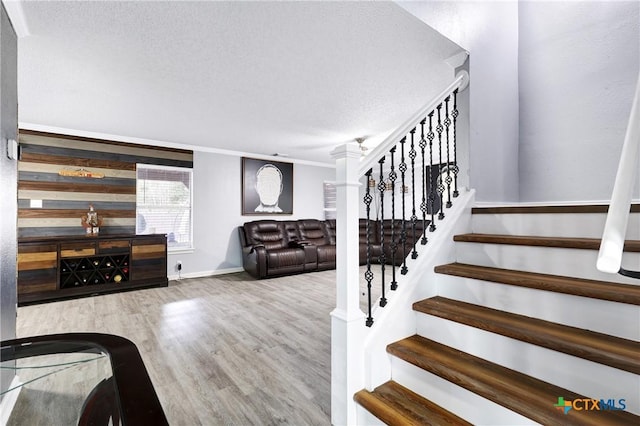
<box><xmin>0</xmin><ymin>375</ymin><xmax>22</xmax><ymax>426</ymax></box>
<box><xmin>168</xmin><ymin>267</ymin><xmax>244</xmax><ymax>281</ymax></box>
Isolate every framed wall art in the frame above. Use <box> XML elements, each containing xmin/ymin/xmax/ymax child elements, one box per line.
<box><xmin>242</xmin><ymin>157</ymin><xmax>293</xmax><ymax>215</ymax></box>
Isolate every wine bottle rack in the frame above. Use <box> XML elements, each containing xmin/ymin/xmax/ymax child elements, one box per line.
<box><xmin>60</xmin><ymin>254</ymin><xmax>130</xmax><ymax>289</ymax></box>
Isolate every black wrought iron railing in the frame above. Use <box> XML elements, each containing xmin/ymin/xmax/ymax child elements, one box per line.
<box><xmin>358</xmin><ymin>76</ymin><xmax>467</xmax><ymax>327</ymax></box>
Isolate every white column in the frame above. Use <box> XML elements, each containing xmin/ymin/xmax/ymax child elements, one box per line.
<box><xmin>330</xmin><ymin>143</ymin><xmax>366</xmax><ymax>426</ymax></box>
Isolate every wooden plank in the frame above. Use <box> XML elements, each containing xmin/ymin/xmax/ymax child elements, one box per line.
<box><xmin>18</xmin><ymin>251</ymin><xmax>57</xmax><ymax>271</ymax></box>
<box><xmin>18</xmin><ymin>226</ymin><xmax>135</xmax><ymax>238</ymax></box>
<box><xmin>18</xmin><ymin>180</ymin><xmax>136</xmax><ymax>194</ymax></box>
<box><xmin>355</xmin><ymin>381</ymin><xmax>472</xmax><ymax>426</ymax></box>
<box><xmin>18</xmin><ymin>251</ymin><xmax>57</xmax><ymax>262</ymax></box>
<box><xmin>18</xmin><ymin>199</ymin><xmax>136</xmax><ymax>211</ymax></box>
<box><xmin>18</xmin><ymin>268</ymin><xmax>57</xmax><ymax>294</ymax></box>
<box><xmin>60</xmin><ymin>242</ymin><xmax>96</xmax><ymax>258</ymax></box>
<box><xmin>132</xmin><ymin>244</ymin><xmax>166</xmax><ymax>255</ymax></box>
<box><xmin>18</xmin><ymin>243</ymin><xmax>57</xmax><ymax>253</ymax></box>
<box><xmin>18</xmin><ymin>171</ymin><xmax>136</xmax><ymax>188</ymax></box>
<box><xmin>18</xmin><ymin>190</ymin><xmax>137</xmax><ymax>203</ymax></box>
<box><xmin>132</xmin><ymin>236</ymin><xmax>167</xmax><ymax>245</ymax></box>
<box><xmin>131</xmin><ymin>251</ymin><xmax>166</xmax><ymax>261</ymax></box>
<box><xmin>20</xmin><ymin>151</ymin><xmax>137</xmax><ymax>171</ymax></box>
<box><xmin>19</xmin><ymin>161</ymin><xmax>137</xmax><ymax>179</ymax></box>
<box><xmin>61</xmin><ymin>249</ymin><xmax>95</xmax><ymax>257</ymax></box>
<box><xmin>18</xmin><ymin>209</ymin><xmax>136</xmax><ymax>219</ymax></box>
<box><xmin>434</xmin><ymin>263</ymin><xmax>640</xmax><ymax>305</ymax></box>
<box><xmin>20</xmin><ymin>129</ymin><xmax>193</xmax><ymax>157</ymax></box>
<box><xmin>388</xmin><ymin>336</ymin><xmax>638</xmax><ymax>425</ymax></box>
<box><xmin>472</xmin><ymin>204</ymin><xmax>640</xmax><ymax>214</ymax></box>
<box><xmin>18</xmin><ymin>259</ymin><xmax>57</xmax><ymax>271</ymax></box>
<box><xmin>18</xmin><ymin>281</ymin><xmax>57</xmax><ymax>294</ymax></box>
<box><xmin>18</xmin><ymin>218</ymin><xmax>136</xmax><ymax>228</ymax></box>
<box><xmin>414</xmin><ymin>296</ymin><xmax>640</xmax><ymax>374</ymax></box>
<box><xmin>453</xmin><ymin>233</ymin><xmax>640</xmax><ymax>252</ymax></box>
<box><xmin>99</xmin><ymin>240</ymin><xmax>130</xmax><ymax>250</ymax></box>
<box><xmin>60</xmin><ymin>241</ymin><xmax>96</xmax><ymax>251</ymax></box>
<box><xmin>20</xmin><ymin>143</ymin><xmax>193</xmax><ymax>169</ymax></box>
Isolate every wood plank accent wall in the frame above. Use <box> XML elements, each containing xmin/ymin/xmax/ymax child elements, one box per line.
<box><xmin>17</xmin><ymin>130</ymin><xmax>193</xmax><ymax>238</ymax></box>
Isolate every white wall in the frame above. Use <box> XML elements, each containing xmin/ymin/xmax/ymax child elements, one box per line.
<box><xmin>167</xmin><ymin>151</ymin><xmax>335</xmax><ymax>278</ymax></box>
<box><xmin>518</xmin><ymin>1</ymin><xmax>640</xmax><ymax>202</ymax></box>
<box><xmin>397</xmin><ymin>1</ymin><xmax>520</xmax><ymax>202</ymax></box>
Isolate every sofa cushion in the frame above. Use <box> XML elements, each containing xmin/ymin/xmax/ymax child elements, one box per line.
<box><xmin>243</xmin><ymin>221</ymin><xmax>287</xmax><ymax>250</ymax></box>
<box><xmin>266</xmin><ymin>248</ymin><xmax>306</xmax><ymax>269</ymax></box>
<box><xmin>324</xmin><ymin>219</ymin><xmax>336</xmax><ymax>245</ymax></box>
<box><xmin>298</xmin><ymin>219</ymin><xmax>329</xmax><ymax>246</ymax></box>
<box><xmin>317</xmin><ymin>244</ymin><xmax>336</xmax><ymax>264</ymax></box>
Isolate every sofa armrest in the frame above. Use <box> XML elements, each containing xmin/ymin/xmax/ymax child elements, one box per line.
<box><xmin>242</xmin><ymin>244</ymin><xmax>267</xmax><ymax>278</ymax></box>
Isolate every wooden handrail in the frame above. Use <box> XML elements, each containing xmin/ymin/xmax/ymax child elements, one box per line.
<box><xmin>597</xmin><ymin>74</ymin><xmax>640</xmax><ymax>274</ymax></box>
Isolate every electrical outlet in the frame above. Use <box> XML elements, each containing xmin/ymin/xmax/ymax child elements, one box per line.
<box><xmin>176</xmin><ymin>261</ymin><xmax>182</xmax><ymax>271</ymax></box>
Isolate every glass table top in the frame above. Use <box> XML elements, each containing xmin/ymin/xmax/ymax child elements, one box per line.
<box><xmin>1</xmin><ymin>333</ymin><xmax>167</xmax><ymax>425</ymax></box>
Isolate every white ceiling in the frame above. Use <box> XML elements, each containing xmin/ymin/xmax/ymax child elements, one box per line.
<box><xmin>14</xmin><ymin>1</ymin><xmax>462</xmax><ymax>164</ymax></box>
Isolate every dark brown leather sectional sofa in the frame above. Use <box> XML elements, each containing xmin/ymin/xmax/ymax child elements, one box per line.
<box><xmin>238</xmin><ymin>218</ymin><xmax>425</xmax><ymax>279</ymax></box>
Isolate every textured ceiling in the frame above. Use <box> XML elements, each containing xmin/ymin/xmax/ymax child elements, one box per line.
<box><xmin>17</xmin><ymin>1</ymin><xmax>462</xmax><ymax>164</ymax></box>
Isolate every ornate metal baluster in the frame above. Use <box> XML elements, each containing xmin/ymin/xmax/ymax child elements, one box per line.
<box><xmin>452</xmin><ymin>89</ymin><xmax>460</xmax><ymax>198</ymax></box>
<box><xmin>427</xmin><ymin>111</ymin><xmax>436</xmax><ymax>232</ymax></box>
<box><xmin>409</xmin><ymin>128</ymin><xmax>418</xmax><ymax>259</ymax></box>
<box><xmin>444</xmin><ymin>96</ymin><xmax>453</xmax><ymax>208</ymax></box>
<box><xmin>419</xmin><ymin>119</ymin><xmax>428</xmax><ymax>245</ymax></box>
<box><xmin>399</xmin><ymin>137</ymin><xmax>408</xmax><ymax>275</ymax></box>
<box><xmin>388</xmin><ymin>147</ymin><xmax>398</xmax><ymax>290</ymax></box>
<box><xmin>377</xmin><ymin>158</ymin><xmax>387</xmax><ymax>307</ymax></box>
<box><xmin>363</xmin><ymin>168</ymin><xmax>374</xmax><ymax>327</ymax></box>
<box><xmin>436</xmin><ymin>104</ymin><xmax>445</xmax><ymax>220</ymax></box>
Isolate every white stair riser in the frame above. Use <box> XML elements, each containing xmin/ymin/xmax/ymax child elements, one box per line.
<box><xmin>435</xmin><ymin>274</ymin><xmax>640</xmax><ymax>340</ymax></box>
<box><xmin>415</xmin><ymin>314</ymin><xmax>640</xmax><ymax>415</ymax></box>
<box><xmin>390</xmin><ymin>357</ymin><xmax>539</xmax><ymax>425</ymax></box>
<box><xmin>472</xmin><ymin>212</ymin><xmax>640</xmax><ymax>239</ymax></box>
<box><xmin>455</xmin><ymin>242</ymin><xmax>640</xmax><ymax>285</ymax></box>
<box><xmin>355</xmin><ymin>406</ymin><xmax>385</xmax><ymax>426</ymax></box>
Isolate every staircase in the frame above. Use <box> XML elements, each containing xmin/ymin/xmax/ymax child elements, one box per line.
<box><xmin>355</xmin><ymin>205</ymin><xmax>640</xmax><ymax>425</ymax></box>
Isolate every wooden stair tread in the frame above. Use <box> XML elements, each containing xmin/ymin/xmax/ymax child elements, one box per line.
<box><xmin>354</xmin><ymin>381</ymin><xmax>472</xmax><ymax>426</ymax></box>
<box><xmin>434</xmin><ymin>263</ymin><xmax>640</xmax><ymax>305</ymax></box>
<box><xmin>413</xmin><ymin>296</ymin><xmax>640</xmax><ymax>374</ymax></box>
<box><xmin>388</xmin><ymin>336</ymin><xmax>639</xmax><ymax>425</ymax></box>
<box><xmin>453</xmin><ymin>233</ymin><xmax>640</xmax><ymax>252</ymax></box>
<box><xmin>472</xmin><ymin>204</ymin><xmax>640</xmax><ymax>215</ymax></box>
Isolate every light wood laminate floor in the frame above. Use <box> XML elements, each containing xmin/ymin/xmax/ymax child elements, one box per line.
<box><xmin>11</xmin><ymin>267</ymin><xmax>387</xmax><ymax>425</ymax></box>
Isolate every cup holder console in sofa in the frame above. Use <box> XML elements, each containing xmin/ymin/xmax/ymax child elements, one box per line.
<box><xmin>238</xmin><ymin>218</ymin><xmax>424</xmax><ymax>279</ymax></box>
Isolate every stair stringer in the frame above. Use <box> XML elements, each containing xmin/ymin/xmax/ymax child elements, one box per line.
<box><xmin>357</xmin><ymin>190</ymin><xmax>475</xmax><ymax>407</ymax></box>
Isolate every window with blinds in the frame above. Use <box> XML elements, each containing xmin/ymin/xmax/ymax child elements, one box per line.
<box><xmin>323</xmin><ymin>181</ymin><xmax>336</xmax><ymax>220</ymax></box>
<box><xmin>136</xmin><ymin>164</ymin><xmax>193</xmax><ymax>251</ymax></box>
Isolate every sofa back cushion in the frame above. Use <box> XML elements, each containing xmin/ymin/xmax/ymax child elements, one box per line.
<box><xmin>243</xmin><ymin>220</ymin><xmax>288</xmax><ymax>250</ymax></box>
<box><xmin>359</xmin><ymin>219</ymin><xmax>379</xmax><ymax>244</ymax></box>
<box><xmin>324</xmin><ymin>219</ymin><xmax>336</xmax><ymax>245</ymax></box>
<box><xmin>298</xmin><ymin>219</ymin><xmax>329</xmax><ymax>246</ymax></box>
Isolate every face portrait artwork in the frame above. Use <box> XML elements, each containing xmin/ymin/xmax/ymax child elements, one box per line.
<box><xmin>254</xmin><ymin>164</ymin><xmax>283</xmax><ymax>212</ymax></box>
<box><xmin>242</xmin><ymin>158</ymin><xmax>293</xmax><ymax>215</ymax></box>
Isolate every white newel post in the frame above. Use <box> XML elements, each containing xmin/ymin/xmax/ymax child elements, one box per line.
<box><xmin>330</xmin><ymin>143</ymin><xmax>366</xmax><ymax>426</ymax></box>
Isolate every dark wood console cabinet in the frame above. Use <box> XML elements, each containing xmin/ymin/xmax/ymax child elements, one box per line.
<box><xmin>18</xmin><ymin>234</ymin><xmax>168</xmax><ymax>305</ymax></box>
